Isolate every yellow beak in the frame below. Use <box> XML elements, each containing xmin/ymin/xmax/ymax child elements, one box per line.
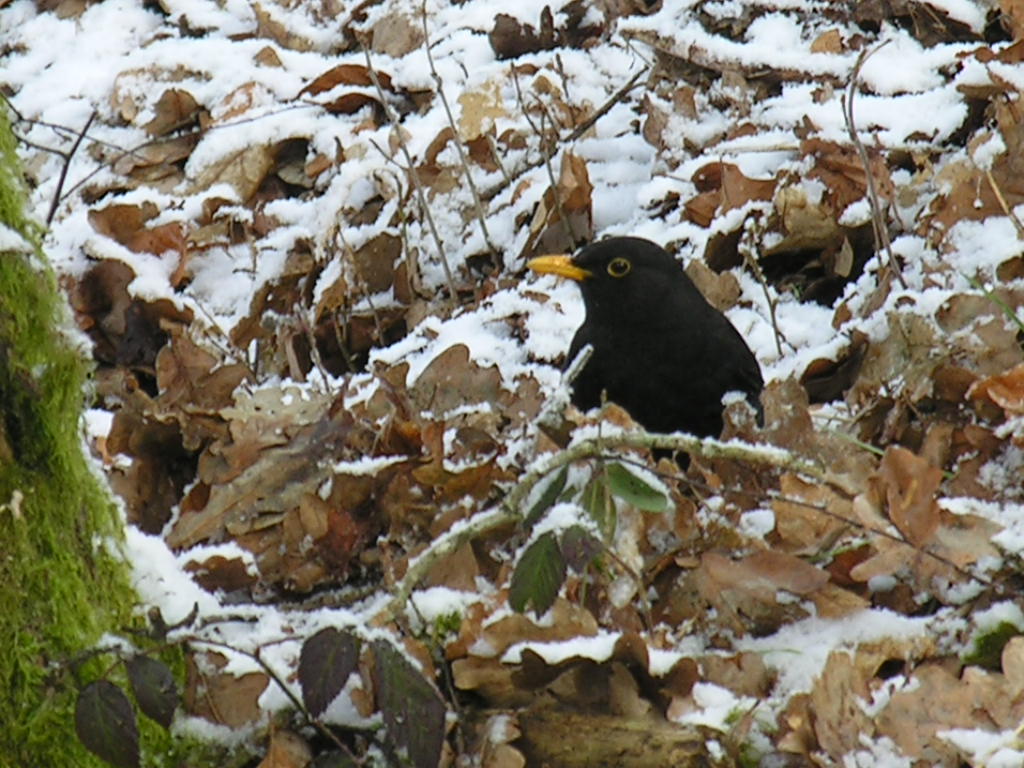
<box><xmin>526</xmin><ymin>254</ymin><xmax>591</xmax><ymax>282</ymax></box>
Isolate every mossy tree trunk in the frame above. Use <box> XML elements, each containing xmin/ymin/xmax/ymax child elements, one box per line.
<box><xmin>0</xmin><ymin>106</ymin><xmax>138</xmax><ymax>766</ymax></box>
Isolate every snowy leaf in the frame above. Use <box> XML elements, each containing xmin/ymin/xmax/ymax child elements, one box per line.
<box><xmin>605</xmin><ymin>462</ymin><xmax>669</xmax><ymax>512</ymax></box>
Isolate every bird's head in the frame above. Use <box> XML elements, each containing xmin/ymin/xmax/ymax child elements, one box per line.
<box><xmin>527</xmin><ymin>237</ymin><xmax>692</xmax><ymax>323</ymax></box>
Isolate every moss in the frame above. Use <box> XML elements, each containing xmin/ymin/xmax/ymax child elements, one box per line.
<box><xmin>963</xmin><ymin>621</ymin><xmax>1022</xmax><ymax>671</ymax></box>
<box><xmin>0</xmin><ymin>105</ymin><xmax>204</xmax><ymax>767</ymax></box>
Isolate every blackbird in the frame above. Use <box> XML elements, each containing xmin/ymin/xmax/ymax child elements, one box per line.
<box><xmin>528</xmin><ymin>236</ymin><xmax>763</xmax><ymax>439</ymax></box>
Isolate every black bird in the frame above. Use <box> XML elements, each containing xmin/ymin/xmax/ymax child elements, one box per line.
<box><xmin>528</xmin><ymin>237</ymin><xmax>763</xmax><ymax>439</ymax></box>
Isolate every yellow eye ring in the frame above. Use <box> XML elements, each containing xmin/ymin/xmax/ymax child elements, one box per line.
<box><xmin>607</xmin><ymin>257</ymin><xmax>631</xmax><ymax>278</ymax></box>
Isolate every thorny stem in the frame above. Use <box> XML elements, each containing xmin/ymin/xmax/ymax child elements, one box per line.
<box><xmin>386</xmin><ymin>431</ymin><xmax>826</xmax><ymax>618</ymax></box>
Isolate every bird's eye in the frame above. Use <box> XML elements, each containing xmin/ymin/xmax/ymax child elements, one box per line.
<box><xmin>607</xmin><ymin>257</ymin><xmax>631</xmax><ymax>278</ymax></box>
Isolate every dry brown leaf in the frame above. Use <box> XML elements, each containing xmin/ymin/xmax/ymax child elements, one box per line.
<box><xmin>155</xmin><ymin>328</ymin><xmax>251</xmax><ymax>416</ymax></box>
<box><xmin>809</xmin><ymin>583</ymin><xmax>870</xmax><ymax>618</ymax></box>
<box><xmin>520</xmin><ymin>150</ymin><xmax>593</xmax><ymax>258</ymax></box>
<box><xmin>258</xmin><ymin>729</ymin><xmax>311</xmax><ymax>768</ymax></box>
<box><xmin>189</xmin><ymin>142</ymin><xmax>276</xmax><ymax>201</ymax></box>
<box><xmin>458</xmin><ymin>80</ymin><xmax>508</xmax><ymax>141</ymax></box>
<box><xmin>452</xmin><ymin>656</ymin><xmax>531</xmax><ymax>707</ymax></box>
<box><xmin>143</xmin><ymin>88</ymin><xmax>200</xmax><ymax>136</ymax></box>
<box><xmin>968</xmin><ymin>362</ymin><xmax>1024</xmax><ymax>415</ymax></box>
<box><xmin>924</xmin><ymin>100</ymin><xmax>1024</xmax><ymax>238</ymax></box>
<box><xmin>809</xmin><ymin>648</ymin><xmax>881</xmax><ymax>758</ymax></box>
<box><xmin>876</xmin><ymin>663</ymin><xmax>977</xmax><ymax>762</ymax></box>
<box><xmin>803</xmin><ymin>137</ymin><xmax>894</xmax><ymax>219</ymax></box>
<box><xmin>251</xmin><ymin>2</ymin><xmax>314</xmax><ymax>52</ymax></box>
<box><xmin>167</xmin><ymin>408</ymin><xmax>354</xmax><ymax>549</ymax></box>
<box><xmin>1002</xmin><ymin>637</ymin><xmax>1024</xmax><ymax>696</ymax></box>
<box><xmin>699</xmin><ymin>652</ymin><xmax>771</xmax><ymax>698</ymax></box>
<box><xmin>349</xmin><ymin>231</ymin><xmax>401</xmax><ymax>294</ymax></box>
<box><xmin>684</xmin><ymin>162</ymin><xmax>775</xmax><ymax>227</ymax></box>
<box><xmin>810</xmin><ymin>28</ymin><xmax>843</xmax><ymax>53</ymax></box>
<box><xmin>772</xmin><ymin>473</ymin><xmax>850</xmax><ymax>552</ymax></box>
<box><xmin>409</xmin><ymin>343</ymin><xmax>504</xmax><ymax>414</ymax></box>
<box><xmin>1001</xmin><ymin>0</ymin><xmax>1024</xmax><ymax>41</ymax></box>
<box><xmin>184</xmin><ymin>651</ymin><xmax>269</xmax><ymax>727</ymax></box>
<box><xmin>371</xmin><ymin>11</ymin><xmax>424</xmax><ymax>57</ymax></box>
<box><xmin>876</xmin><ymin>446</ymin><xmax>941</xmax><ymax>548</ymax></box>
<box><xmin>183</xmin><ymin>553</ymin><xmax>258</xmax><ymax>592</ymax></box>
<box><xmin>697</xmin><ymin>550</ymin><xmax>828</xmax><ymax>633</ymax></box>
<box><xmin>770</xmin><ymin>183</ymin><xmax>842</xmax><ymax>252</ymax></box>
<box><xmin>489</xmin><ymin>10</ymin><xmax>557</xmax><ymax>60</ymax></box>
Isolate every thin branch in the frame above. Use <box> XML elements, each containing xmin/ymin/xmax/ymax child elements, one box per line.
<box><xmin>843</xmin><ymin>42</ymin><xmax>906</xmax><ymax>289</ymax></box>
<box><xmin>739</xmin><ymin>215</ymin><xmax>785</xmax><ymax>357</ymax></box>
<box><xmin>46</xmin><ymin>110</ymin><xmax>96</xmax><ymax>226</ymax></box>
<box><xmin>563</xmin><ymin>65</ymin><xmax>648</xmax><ymax>145</ymax></box>
<box><xmin>420</xmin><ymin>1</ymin><xmax>497</xmax><ymax>257</ymax></box>
<box><xmin>539</xmin><ymin>108</ymin><xmax>578</xmax><ymax>244</ymax></box>
<box><xmin>360</xmin><ymin>39</ymin><xmax>459</xmax><ymax>303</ymax></box>
<box><xmin>484</xmin><ymin>131</ymin><xmax>513</xmax><ymax>185</ymax></box>
<box><xmin>984</xmin><ymin>168</ymin><xmax>1024</xmax><ymax>238</ymax></box>
<box><xmin>485</xmin><ymin>64</ymin><xmax>648</xmax><ymax>204</ymax></box>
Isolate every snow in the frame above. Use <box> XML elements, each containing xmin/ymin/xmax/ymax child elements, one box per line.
<box><xmin>501</xmin><ymin>629</ymin><xmax>621</xmax><ymax>664</ymax></box>
<box><xmin>737</xmin><ymin>610</ymin><xmax>932</xmax><ymax>696</ymax></box>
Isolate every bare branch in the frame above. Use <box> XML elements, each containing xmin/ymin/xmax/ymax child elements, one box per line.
<box><xmin>420</xmin><ymin>1</ymin><xmax>498</xmax><ymax>258</ymax></box>
<box><xmin>843</xmin><ymin>42</ymin><xmax>906</xmax><ymax>289</ymax></box>
<box><xmin>361</xmin><ymin>40</ymin><xmax>460</xmax><ymax>302</ymax></box>
<box><xmin>46</xmin><ymin>110</ymin><xmax>96</xmax><ymax>226</ymax></box>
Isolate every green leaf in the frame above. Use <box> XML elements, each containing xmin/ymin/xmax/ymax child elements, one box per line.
<box><xmin>524</xmin><ymin>465</ymin><xmax>569</xmax><ymax>528</ymax></box>
<box><xmin>75</xmin><ymin>681</ymin><xmax>139</xmax><ymax>768</ymax></box>
<box><xmin>299</xmin><ymin>627</ymin><xmax>361</xmax><ymax>718</ymax></box>
<box><xmin>125</xmin><ymin>655</ymin><xmax>178</xmax><ymax>730</ymax></box>
<box><xmin>373</xmin><ymin>640</ymin><xmax>446</xmax><ymax>768</ymax></box>
<box><xmin>606</xmin><ymin>462</ymin><xmax>669</xmax><ymax>512</ymax></box>
<box><xmin>581</xmin><ymin>471</ymin><xmax>616</xmax><ymax>540</ymax></box>
<box><xmin>509</xmin><ymin>532</ymin><xmax>566</xmax><ymax>615</ymax></box>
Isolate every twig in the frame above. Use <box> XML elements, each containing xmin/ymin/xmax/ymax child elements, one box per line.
<box><xmin>984</xmin><ymin>168</ymin><xmax>1024</xmax><ymax>239</ymax></box>
<box><xmin>8</xmin><ymin>96</ymin><xmax>320</xmax><ymax>206</ymax></box>
<box><xmin>536</xmin><ymin>343</ymin><xmax>591</xmax><ymax>430</ymax></box>
<box><xmin>360</xmin><ymin>39</ymin><xmax>460</xmax><ymax>303</ymax></box>
<box><xmin>843</xmin><ymin>42</ymin><xmax>906</xmax><ymax>290</ymax></box>
<box><xmin>46</xmin><ymin>110</ymin><xmax>96</xmax><ymax>226</ymax></box>
<box><xmin>420</xmin><ymin>1</ymin><xmax>497</xmax><ymax>257</ymax></box>
<box><xmin>563</xmin><ymin>65</ymin><xmax>648</xmax><ymax>145</ymax></box>
<box><xmin>510</xmin><ymin>67</ymin><xmax>573</xmax><ymax>244</ymax></box>
<box><xmin>739</xmin><ymin>215</ymin><xmax>785</xmax><ymax>357</ymax></box>
<box><xmin>484</xmin><ymin>132</ymin><xmax>513</xmax><ymax>185</ymax></box>
<box><xmin>486</xmin><ymin>65</ymin><xmax>648</xmax><ymax>203</ymax></box>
